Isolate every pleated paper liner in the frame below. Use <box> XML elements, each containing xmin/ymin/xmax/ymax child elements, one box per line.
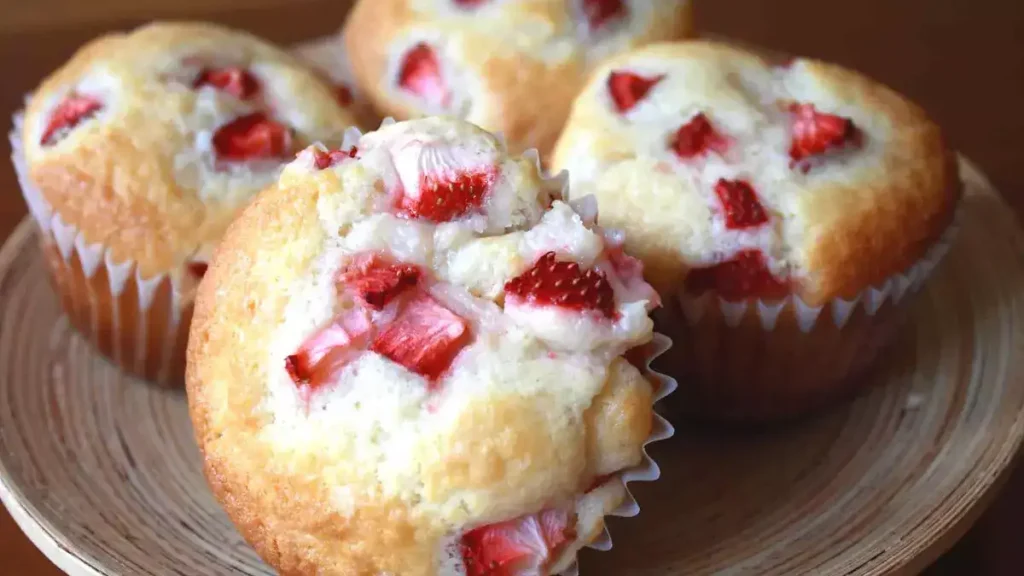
<box><xmin>559</xmin><ymin>333</ymin><xmax>676</xmax><ymax>576</ymax></box>
<box><xmin>658</xmin><ymin>203</ymin><xmax>962</xmax><ymax>424</ymax></box>
<box><xmin>10</xmin><ymin>111</ymin><xmax>195</xmax><ymax>386</ymax></box>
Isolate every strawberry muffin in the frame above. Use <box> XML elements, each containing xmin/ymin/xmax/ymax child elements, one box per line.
<box><xmin>10</xmin><ymin>22</ymin><xmax>359</xmax><ymax>384</ymax></box>
<box><xmin>187</xmin><ymin>117</ymin><xmax>671</xmax><ymax>575</ymax></box>
<box><xmin>342</xmin><ymin>0</ymin><xmax>693</xmax><ymax>159</ymax></box>
<box><xmin>552</xmin><ymin>41</ymin><xmax>961</xmax><ymax>423</ymax></box>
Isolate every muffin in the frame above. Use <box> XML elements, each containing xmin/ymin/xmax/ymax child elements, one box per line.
<box><xmin>10</xmin><ymin>22</ymin><xmax>359</xmax><ymax>385</ymax></box>
<box><xmin>551</xmin><ymin>40</ymin><xmax>961</xmax><ymax>423</ymax></box>
<box><xmin>186</xmin><ymin>117</ymin><xmax>672</xmax><ymax>574</ymax></box>
<box><xmin>342</xmin><ymin>0</ymin><xmax>693</xmax><ymax>159</ymax></box>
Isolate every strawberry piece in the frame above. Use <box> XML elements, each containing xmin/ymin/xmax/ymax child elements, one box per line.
<box><xmin>286</xmin><ymin>309</ymin><xmax>372</xmax><ymax>389</ymax></box>
<box><xmin>334</xmin><ymin>83</ymin><xmax>354</xmax><ymax>107</ymax></box>
<box><xmin>461</xmin><ymin>509</ymin><xmax>577</xmax><ymax>576</ymax></box>
<box><xmin>193</xmin><ymin>67</ymin><xmax>260</xmax><ymax>99</ymax></box>
<box><xmin>607</xmin><ymin>71</ymin><xmax>663</xmax><ymax>113</ymax></box>
<box><xmin>212</xmin><ymin>112</ymin><xmax>292</xmax><ymax>162</ymax></box>
<box><xmin>685</xmin><ymin>250</ymin><xmax>789</xmax><ymax>301</ymax></box>
<box><xmin>40</xmin><ymin>94</ymin><xmax>103</xmax><ymax>146</ymax></box>
<box><xmin>313</xmin><ymin>146</ymin><xmax>359</xmax><ymax>170</ymax></box>
<box><xmin>714</xmin><ymin>179</ymin><xmax>768</xmax><ymax>229</ymax></box>
<box><xmin>583</xmin><ymin>0</ymin><xmax>626</xmax><ymax>31</ymax></box>
<box><xmin>370</xmin><ymin>293</ymin><xmax>469</xmax><ymax>381</ymax></box>
<box><xmin>671</xmin><ymin>113</ymin><xmax>729</xmax><ymax>159</ymax></box>
<box><xmin>788</xmin><ymin>103</ymin><xmax>858</xmax><ymax>164</ymax></box>
<box><xmin>505</xmin><ymin>252</ymin><xmax>615</xmax><ymax>318</ymax></box>
<box><xmin>398</xmin><ymin>168</ymin><xmax>495</xmax><ymax>223</ymax></box>
<box><xmin>187</xmin><ymin>262</ymin><xmax>208</xmax><ymax>279</ymax></box>
<box><xmin>398</xmin><ymin>43</ymin><xmax>448</xmax><ymax>107</ymax></box>
<box><xmin>337</xmin><ymin>254</ymin><xmax>421</xmax><ymax>310</ymax></box>
<box><xmin>454</xmin><ymin>0</ymin><xmax>487</xmax><ymax>6</ymax></box>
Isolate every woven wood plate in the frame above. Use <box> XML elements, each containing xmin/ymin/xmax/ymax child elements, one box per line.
<box><xmin>0</xmin><ymin>158</ymin><xmax>1022</xmax><ymax>576</ymax></box>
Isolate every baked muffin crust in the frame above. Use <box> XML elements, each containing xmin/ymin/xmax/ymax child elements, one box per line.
<box><xmin>21</xmin><ymin>22</ymin><xmax>359</xmax><ymax>279</ymax></box>
<box><xmin>188</xmin><ymin>118</ymin><xmax>661</xmax><ymax>575</ymax></box>
<box><xmin>344</xmin><ymin>0</ymin><xmax>693</xmax><ymax>158</ymax></box>
<box><xmin>552</xmin><ymin>40</ymin><xmax>960</xmax><ymax>305</ymax></box>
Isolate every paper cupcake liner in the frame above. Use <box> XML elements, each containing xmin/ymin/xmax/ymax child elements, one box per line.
<box><xmin>10</xmin><ymin>111</ymin><xmax>193</xmax><ymax>386</ymax></box>
<box><xmin>557</xmin><ymin>332</ymin><xmax>676</xmax><ymax>576</ymax></box>
<box><xmin>660</xmin><ymin>203</ymin><xmax>962</xmax><ymax>424</ymax></box>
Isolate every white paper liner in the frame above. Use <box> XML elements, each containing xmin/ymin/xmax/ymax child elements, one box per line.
<box><xmin>10</xmin><ymin>110</ymin><xmax>189</xmax><ymax>384</ymax></box>
<box><xmin>558</xmin><ymin>333</ymin><xmax>676</xmax><ymax>576</ymax></box>
<box><xmin>675</xmin><ymin>202</ymin><xmax>963</xmax><ymax>333</ymax></box>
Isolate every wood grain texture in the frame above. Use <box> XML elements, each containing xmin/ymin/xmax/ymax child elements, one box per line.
<box><xmin>0</xmin><ymin>159</ymin><xmax>1020</xmax><ymax>575</ymax></box>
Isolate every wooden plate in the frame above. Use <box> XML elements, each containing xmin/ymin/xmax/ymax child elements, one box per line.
<box><xmin>0</xmin><ymin>158</ymin><xmax>1022</xmax><ymax>576</ymax></box>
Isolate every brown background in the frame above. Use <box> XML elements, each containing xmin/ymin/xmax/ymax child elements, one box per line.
<box><xmin>1</xmin><ymin>0</ymin><xmax>1022</xmax><ymax>574</ymax></box>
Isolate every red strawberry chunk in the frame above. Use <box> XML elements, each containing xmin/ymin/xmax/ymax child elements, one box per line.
<box><xmin>212</xmin><ymin>112</ymin><xmax>292</xmax><ymax>162</ymax></box>
<box><xmin>505</xmin><ymin>252</ymin><xmax>616</xmax><ymax>318</ymax></box>
<box><xmin>454</xmin><ymin>0</ymin><xmax>487</xmax><ymax>6</ymax></box>
<box><xmin>583</xmin><ymin>0</ymin><xmax>626</xmax><ymax>31</ymax></box>
<box><xmin>607</xmin><ymin>71</ymin><xmax>664</xmax><ymax>113</ymax></box>
<box><xmin>286</xmin><ymin>309</ymin><xmax>372</xmax><ymax>389</ymax></box>
<box><xmin>40</xmin><ymin>94</ymin><xmax>103</xmax><ymax>146</ymax></box>
<box><xmin>788</xmin><ymin>103</ymin><xmax>859</xmax><ymax>164</ymax></box>
<box><xmin>714</xmin><ymin>179</ymin><xmax>768</xmax><ymax>229</ymax></box>
<box><xmin>461</xmin><ymin>509</ymin><xmax>577</xmax><ymax>576</ymax></box>
<box><xmin>337</xmin><ymin>254</ymin><xmax>421</xmax><ymax>310</ymax></box>
<box><xmin>685</xmin><ymin>250</ymin><xmax>789</xmax><ymax>301</ymax></box>
<box><xmin>370</xmin><ymin>293</ymin><xmax>469</xmax><ymax>381</ymax></box>
<box><xmin>193</xmin><ymin>67</ymin><xmax>260</xmax><ymax>100</ymax></box>
<box><xmin>671</xmin><ymin>113</ymin><xmax>729</xmax><ymax>159</ymax></box>
<box><xmin>334</xmin><ymin>83</ymin><xmax>354</xmax><ymax>107</ymax></box>
<box><xmin>398</xmin><ymin>43</ymin><xmax>449</xmax><ymax>108</ymax></box>
<box><xmin>313</xmin><ymin>146</ymin><xmax>359</xmax><ymax>170</ymax></box>
<box><xmin>187</xmin><ymin>262</ymin><xmax>208</xmax><ymax>279</ymax></box>
<box><xmin>398</xmin><ymin>168</ymin><xmax>495</xmax><ymax>223</ymax></box>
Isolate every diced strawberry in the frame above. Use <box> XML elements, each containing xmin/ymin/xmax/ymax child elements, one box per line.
<box><xmin>398</xmin><ymin>43</ymin><xmax>449</xmax><ymax>108</ymax></box>
<box><xmin>313</xmin><ymin>146</ymin><xmax>359</xmax><ymax>170</ymax></box>
<box><xmin>607</xmin><ymin>71</ymin><xmax>663</xmax><ymax>113</ymax></box>
<box><xmin>398</xmin><ymin>168</ymin><xmax>495</xmax><ymax>223</ymax></box>
<box><xmin>187</xmin><ymin>262</ymin><xmax>208</xmax><ymax>279</ymax></box>
<box><xmin>461</xmin><ymin>509</ymin><xmax>577</xmax><ymax>576</ymax></box>
<box><xmin>788</xmin><ymin>103</ymin><xmax>859</xmax><ymax>165</ymax></box>
<box><xmin>334</xmin><ymin>83</ymin><xmax>354</xmax><ymax>107</ymax></box>
<box><xmin>454</xmin><ymin>0</ymin><xmax>487</xmax><ymax>6</ymax></box>
<box><xmin>714</xmin><ymin>179</ymin><xmax>768</xmax><ymax>229</ymax></box>
<box><xmin>337</xmin><ymin>254</ymin><xmax>421</xmax><ymax>310</ymax></box>
<box><xmin>212</xmin><ymin>112</ymin><xmax>293</xmax><ymax>162</ymax></box>
<box><xmin>285</xmin><ymin>308</ymin><xmax>373</xmax><ymax>389</ymax></box>
<box><xmin>504</xmin><ymin>252</ymin><xmax>616</xmax><ymax>318</ymax></box>
<box><xmin>685</xmin><ymin>250</ymin><xmax>790</xmax><ymax>301</ymax></box>
<box><xmin>370</xmin><ymin>293</ymin><xmax>469</xmax><ymax>381</ymax></box>
<box><xmin>193</xmin><ymin>67</ymin><xmax>260</xmax><ymax>100</ymax></box>
<box><xmin>40</xmin><ymin>94</ymin><xmax>103</xmax><ymax>146</ymax></box>
<box><xmin>583</xmin><ymin>0</ymin><xmax>626</xmax><ymax>31</ymax></box>
<box><xmin>671</xmin><ymin>113</ymin><xmax>729</xmax><ymax>159</ymax></box>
